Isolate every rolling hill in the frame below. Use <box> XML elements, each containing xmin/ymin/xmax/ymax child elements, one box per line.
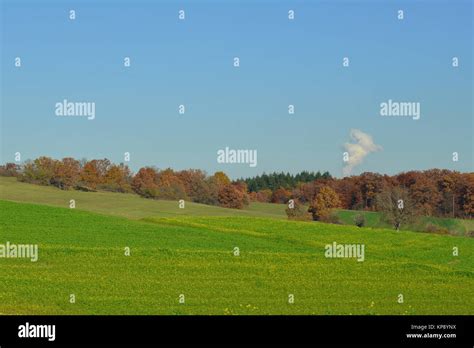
<box><xmin>0</xmin><ymin>199</ymin><xmax>473</xmax><ymax>315</ymax></box>
<box><xmin>0</xmin><ymin>177</ymin><xmax>286</xmax><ymax>219</ymax></box>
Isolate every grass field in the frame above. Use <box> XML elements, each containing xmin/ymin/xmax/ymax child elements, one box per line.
<box><xmin>3</xmin><ymin>177</ymin><xmax>471</xmax><ymax>236</ymax></box>
<box><xmin>1</xmin><ymin>198</ymin><xmax>473</xmax><ymax>315</ymax></box>
<box><xmin>0</xmin><ymin>177</ymin><xmax>286</xmax><ymax>219</ymax></box>
<box><xmin>336</xmin><ymin>209</ymin><xmax>474</xmax><ymax>236</ymax></box>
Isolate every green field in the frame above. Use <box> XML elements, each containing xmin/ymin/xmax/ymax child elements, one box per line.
<box><xmin>1</xmin><ymin>177</ymin><xmax>473</xmax><ymax>315</ymax></box>
<box><xmin>0</xmin><ymin>177</ymin><xmax>286</xmax><ymax>219</ymax></box>
<box><xmin>336</xmin><ymin>209</ymin><xmax>474</xmax><ymax>236</ymax></box>
<box><xmin>3</xmin><ymin>176</ymin><xmax>471</xmax><ymax>234</ymax></box>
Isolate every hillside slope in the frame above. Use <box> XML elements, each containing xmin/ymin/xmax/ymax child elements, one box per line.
<box><xmin>0</xmin><ymin>177</ymin><xmax>286</xmax><ymax>219</ymax></box>
<box><xmin>1</xmin><ymin>200</ymin><xmax>472</xmax><ymax>315</ymax></box>
<box><xmin>337</xmin><ymin>209</ymin><xmax>474</xmax><ymax>236</ymax></box>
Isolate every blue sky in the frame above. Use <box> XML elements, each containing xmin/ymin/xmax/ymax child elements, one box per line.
<box><xmin>1</xmin><ymin>0</ymin><xmax>472</xmax><ymax>178</ymax></box>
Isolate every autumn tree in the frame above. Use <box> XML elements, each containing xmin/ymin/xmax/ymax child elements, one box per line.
<box><xmin>132</xmin><ymin>167</ymin><xmax>159</xmax><ymax>198</ymax></box>
<box><xmin>271</xmin><ymin>187</ymin><xmax>291</xmax><ymax>203</ymax></box>
<box><xmin>218</xmin><ymin>184</ymin><xmax>246</xmax><ymax>209</ymax></box>
<box><xmin>80</xmin><ymin>159</ymin><xmax>111</xmax><ymax>189</ymax></box>
<box><xmin>19</xmin><ymin>156</ymin><xmax>59</xmax><ymax>185</ymax></box>
<box><xmin>359</xmin><ymin>172</ymin><xmax>385</xmax><ymax>210</ymax></box>
<box><xmin>436</xmin><ymin>173</ymin><xmax>457</xmax><ymax>217</ymax></box>
<box><xmin>334</xmin><ymin>177</ymin><xmax>360</xmax><ymax>209</ymax></box>
<box><xmin>80</xmin><ymin>160</ymin><xmax>101</xmax><ymax>189</ymax></box>
<box><xmin>459</xmin><ymin>173</ymin><xmax>474</xmax><ymax>218</ymax></box>
<box><xmin>102</xmin><ymin>163</ymin><xmax>132</xmax><ymax>192</ymax></box>
<box><xmin>232</xmin><ymin>181</ymin><xmax>250</xmax><ymax>206</ymax></box>
<box><xmin>213</xmin><ymin>171</ymin><xmax>231</xmax><ymax>187</ymax></box>
<box><xmin>308</xmin><ymin>186</ymin><xmax>341</xmax><ymax>221</ymax></box>
<box><xmin>410</xmin><ymin>175</ymin><xmax>441</xmax><ymax>216</ymax></box>
<box><xmin>291</xmin><ymin>181</ymin><xmax>316</xmax><ymax>204</ymax></box>
<box><xmin>0</xmin><ymin>163</ymin><xmax>20</xmax><ymax>177</ymax></box>
<box><xmin>255</xmin><ymin>189</ymin><xmax>273</xmax><ymax>203</ymax></box>
<box><xmin>51</xmin><ymin>157</ymin><xmax>81</xmax><ymax>189</ymax></box>
<box><xmin>177</xmin><ymin>169</ymin><xmax>204</xmax><ymax>198</ymax></box>
<box><xmin>155</xmin><ymin>168</ymin><xmax>187</xmax><ymax>200</ymax></box>
<box><xmin>394</xmin><ymin>171</ymin><xmax>418</xmax><ymax>188</ymax></box>
<box><xmin>247</xmin><ymin>191</ymin><xmax>258</xmax><ymax>202</ymax></box>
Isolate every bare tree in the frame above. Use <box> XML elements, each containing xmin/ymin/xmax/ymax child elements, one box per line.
<box><xmin>376</xmin><ymin>187</ymin><xmax>416</xmax><ymax>231</ymax></box>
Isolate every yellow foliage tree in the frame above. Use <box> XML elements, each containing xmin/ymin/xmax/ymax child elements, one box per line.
<box><xmin>308</xmin><ymin>186</ymin><xmax>341</xmax><ymax>221</ymax></box>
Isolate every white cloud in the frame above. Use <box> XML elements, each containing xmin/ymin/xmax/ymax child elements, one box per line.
<box><xmin>343</xmin><ymin>129</ymin><xmax>382</xmax><ymax>176</ymax></box>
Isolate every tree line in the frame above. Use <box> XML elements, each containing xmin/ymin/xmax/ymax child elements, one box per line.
<box><xmin>242</xmin><ymin>171</ymin><xmax>332</xmax><ymax>192</ymax></box>
<box><xmin>278</xmin><ymin>170</ymin><xmax>474</xmax><ymax>223</ymax></box>
<box><xmin>1</xmin><ymin>158</ymin><xmax>472</xmax><ymax>220</ymax></box>
<box><xmin>0</xmin><ymin>158</ymin><xmax>249</xmax><ymax>209</ymax></box>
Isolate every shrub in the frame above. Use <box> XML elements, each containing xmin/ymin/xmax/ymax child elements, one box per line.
<box><xmin>354</xmin><ymin>214</ymin><xmax>365</xmax><ymax>227</ymax></box>
<box><xmin>424</xmin><ymin>222</ymin><xmax>450</xmax><ymax>235</ymax></box>
<box><xmin>285</xmin><ymin>200</ymin><xmax>311</xmax><ymax>221</ymax></box>
<box><xmin>19</xmin><ymin>157</ymin><xmax>58</xmax><ymax>186</ymax></box>
<box><xmin>75</xmin><ymin>185</ymin><xmax>97</xmax><ymax>192</ymax></box>
<box><xmin>0</xmin><ymin>163</ymin><xmax>20</xmax><ymax>177</ymax></box>
<box><xmin>320</xmin><ymin>212</ymin><xmax>342</xmax><ymax>224</ymax></box>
